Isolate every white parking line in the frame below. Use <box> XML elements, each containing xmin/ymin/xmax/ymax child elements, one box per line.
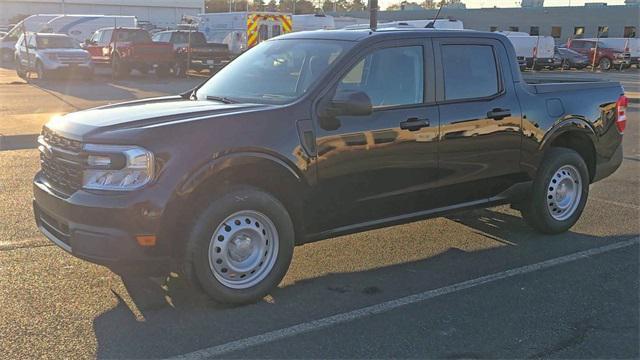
<box><xmin>169</xmin><ymin>237</ymin><xmax>639</xmax><ymax>360</ymax></box>
<box><xmin>592</xmin><ymin>197</ymin><xmax>640</xmax><ymax>210</ymax></box>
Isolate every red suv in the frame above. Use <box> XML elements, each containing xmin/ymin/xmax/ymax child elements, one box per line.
<box><xmin>568</xmin><ymin>39</ymin><xmax>631</xmax><ymax>70</ymax></box>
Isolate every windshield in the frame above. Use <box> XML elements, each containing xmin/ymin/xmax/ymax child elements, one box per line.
<box><xmin>37</xmin><ymin>36</ymin><xmax>78</xmax><ymax>49</ymax></box>
<box><xmin>196</xmin><ymin>39</ymin><xmax>352</xmax><ymax>105</ymax></box>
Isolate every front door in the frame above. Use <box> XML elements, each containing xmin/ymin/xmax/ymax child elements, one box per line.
<box><xmin>433</xmin><ymin>38</ymin><xmax>523</xmax><ymax>206</ymax></box>
<box><xmin>310</xmin><ymin>40</ymin><xmax>440</xmax><ymax>233</ymax></box>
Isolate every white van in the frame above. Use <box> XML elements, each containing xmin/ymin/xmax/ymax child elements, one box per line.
<box><xmin>292</xmin><ymin>14</ymin><xmax>335</xmax><ymax>32</ymax></box>
<box><xmin>501</xmin><ymin>32</ymin><xmax>555</xmax><ymax>69</ymax></box>
<box><xmin>0</xmin><ymin>15</ymin><xmax>60</xmax><ymax>62</ymax></box>
<box><xmin>42</xmin><ymin>15</ymin><xmax>138</xmax><ymax>44</ymax></box>
<box><xmin>583</xmin><ymin>38</ymin><xmax>639</xmax><ymax>66</ymax></box>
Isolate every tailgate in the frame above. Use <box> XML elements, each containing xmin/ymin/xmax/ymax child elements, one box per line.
<box><xmin>132</xmin><ymin>43</ymin><xmax>174</xmax><ymax>60</ymax></box>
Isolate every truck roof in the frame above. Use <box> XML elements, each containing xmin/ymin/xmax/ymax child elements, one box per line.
<box><xmin>278</xmin><ymin>28</ymin><xmax>505</xmax><ymax>42</ymax></box>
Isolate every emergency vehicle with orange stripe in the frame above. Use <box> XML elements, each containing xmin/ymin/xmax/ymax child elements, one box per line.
<box><xmin>196</xmin><ymin>12</ymin><xmax>293</xmax><ymax>55</ymax></box>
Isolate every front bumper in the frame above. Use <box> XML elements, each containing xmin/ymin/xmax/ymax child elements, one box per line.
<box><xmin>33</xmin><ymin>174</ymin><xmax>171</xmax><ymax>274</ymax></box>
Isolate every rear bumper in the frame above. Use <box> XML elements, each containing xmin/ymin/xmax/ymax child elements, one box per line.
<box><xmin>593</xmin><ymin>142</ymin><xmax>623</xmax><ymax>183</ymax></box>
<box><xmin>32</xmin><ymin>174</ymin><xmax>171</xmax><ymax>275</ymax></box>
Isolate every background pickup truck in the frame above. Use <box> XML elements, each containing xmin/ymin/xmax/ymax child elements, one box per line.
<box><xmin>567</xmin><ymin>38</ymin><xmax>631</xmax><ymax>70</ymax></box>
<box><xmin>84</xmin><ymin>27</ymin><xmax>174</xmax><ymax>78</ymax></box>
<box><xmin>152</xmin><ymin>30</ymin><xmax>231</xmax><ymax>77</ymax></box>
<box><xmin>33</xmin><ymin>29</ymin><xmax>627</xmax><ymax>305</ymax></box>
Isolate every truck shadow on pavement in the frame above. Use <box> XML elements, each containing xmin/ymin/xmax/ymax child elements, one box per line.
<box><xmin>92</xmin><ymin>208</ymin><xmax>638</xmax><ymax>359</ymax></box>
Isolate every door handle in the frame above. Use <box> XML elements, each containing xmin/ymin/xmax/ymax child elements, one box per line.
<box><xmin>400</xmin><ymin>117</ymin><xmax>430</xmax><ymax>131</ymax></box>
<box><xmin>487</xmin><ymin>108</ymin><xmax>511</xmax><ymax>120</ymax></box>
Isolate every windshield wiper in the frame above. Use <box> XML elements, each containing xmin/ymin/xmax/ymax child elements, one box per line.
<box><xmin>205</xmin><ymin>95</ymin><xmax>237</xmax><ymax>104</ymax></box>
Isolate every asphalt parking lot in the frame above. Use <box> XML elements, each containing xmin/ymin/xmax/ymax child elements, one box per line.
<box><xmin>0</xmin><ymin>65</ymin><xmax>638</xmax><ymax>359</ymax></box>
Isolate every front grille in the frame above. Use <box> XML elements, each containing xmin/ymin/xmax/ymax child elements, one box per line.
<box><xmin>56</xmin><ymin>54</ymin><xmax>87</xmax><ymax>65</ymax></box>
<box><xmin>39</xmin><ymin>128</ymin><xmax>84</xmax><ymax>196</ymax></box>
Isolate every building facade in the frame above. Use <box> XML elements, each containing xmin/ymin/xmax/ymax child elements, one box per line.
<box><xmin>334</xmin><ymin>4</ymin><xmax>639</xmax><ymax>42</ymax></box>
<box><xmin>0</xmin><ymin>0</ymin><xmax>205</xmax><ymax>28</ymax></box>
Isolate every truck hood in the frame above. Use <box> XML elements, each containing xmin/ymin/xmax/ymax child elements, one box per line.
<box><xmin>45</xmin><ymin>96</ymin><xmax>273</xmax><ymax>140</ymax></box>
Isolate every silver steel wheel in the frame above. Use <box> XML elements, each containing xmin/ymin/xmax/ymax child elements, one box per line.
<box><xmin>208</xmin><ymin>210</ymin><xmax>279</xmax><ymax>289</ymax></box>
<box><xmin>546</xmin><ymin>165</ymin><xmax>582</xmax><ymax>221</ymax></box>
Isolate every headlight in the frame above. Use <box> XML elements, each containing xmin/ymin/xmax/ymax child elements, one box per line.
<box><xmin>82</xmin><ymin>144</ymin><xmax>154</xmax><ymax>191</ymax></box>
<box><xmin>615</xmin><ymin>53</ymin><xmax>624</xmax><ymax>59</ymax></box>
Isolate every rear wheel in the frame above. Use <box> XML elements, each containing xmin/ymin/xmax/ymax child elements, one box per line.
<box><xmin>598</xmin><ymin>57</ymin><xmax>612</xmax><ymax>71</ymax></box>
<box><xmin>520</xmin><ymin>147</ymin><xmax>589</xmax><ymax>234</ymax></box>
<box><xmin>183</xmin><ymin>186</ymin><xmax>295</xmax><ymax>304</ymax></box>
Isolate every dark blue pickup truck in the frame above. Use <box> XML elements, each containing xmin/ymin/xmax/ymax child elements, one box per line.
<box><xmin>33</xmin><ymin>29</ymin><xmax>627</xmax><ymax>304</ymax></box>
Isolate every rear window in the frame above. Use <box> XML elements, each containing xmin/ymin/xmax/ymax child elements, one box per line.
<box><xmin>441</xmin><ymin>44</ymin><xmax>499</xmax><ymax>101</ymax></box>
<box><xmin>115</xmin><ymin>30</ymin><xmax>151</xmax><ymax>43</ymax></box>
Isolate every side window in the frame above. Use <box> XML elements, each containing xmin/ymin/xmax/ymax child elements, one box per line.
<box><xmin>99</xmin><ymin>30</ymin><xmax>112</xmax><ymax>45</ymax></box>
<box><xmin>441</xmin><ymin>44</ymin><xmax>499</xmax><ymax>101</ymax></box>
<box><xmin>152</xmin><ymin>32</ymin><xmax>162</xmax><ymax>42</ymax></box>
<box><xmin>336</xmin><ymin>46</ymin><xmax>424</xmax><ymax>107</ymax></box>
<box><xmin>90</xmin><ymin>31</ymin><xmax>101</xmax><ymax>44</ymax></box>
<box><xmin>28</xmin><ymin>35</ymin><xmax>37</xmax><ymax>49</ymax></box>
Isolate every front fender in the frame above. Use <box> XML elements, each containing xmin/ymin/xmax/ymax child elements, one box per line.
<box><xmin>176</xmin><ymin>151</ymin><xmax>304</xmax><ymax>197</ymax></box>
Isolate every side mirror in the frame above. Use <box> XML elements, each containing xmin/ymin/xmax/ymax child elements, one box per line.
<box><xmin>318</xmin><ymin>90</ymin><xmax>372</xmax><ymax>130</ymax></box>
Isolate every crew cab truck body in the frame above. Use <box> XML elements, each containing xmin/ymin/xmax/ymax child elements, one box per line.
<box><xmin>84</xmin><ymin>27</ymin><xmax>174</xmax><ymax>78</ymax></box>
<box><xmin>33</xmin><ymin>29</ymin><xmax>626</xmax><ymax>304</ymax></box>
<box><xmin>151</xmin><ymin>30</ymin><xmax>231</xmax><ymax>77</ymax></box>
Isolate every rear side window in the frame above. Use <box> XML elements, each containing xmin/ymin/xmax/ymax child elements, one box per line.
<box><xmin>441</xmin><ymin>44</ymin><xmax>499</xmax><ymax>101</ymax></box>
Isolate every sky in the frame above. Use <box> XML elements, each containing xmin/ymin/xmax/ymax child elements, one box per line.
<box><xmin>380</xmin><ymin>0</ymin><xmax>627</xmax><ymax>9</ymax></box>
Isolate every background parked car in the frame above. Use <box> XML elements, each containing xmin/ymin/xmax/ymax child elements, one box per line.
<box><xmin>151</xmin><ymin>30</ymin><xmax>230</xmax><ymax>77</ymax></box>
<box><xmin>583</xmin><ymin>38</ymin><xmax>640</xmax><ymax>67</ymax></box>
<box><xmin>14</xmin><ymin>32</ymin><xmax>93</xmax><ymax>80</ymax></box>
<box><xmin>83</xmin><ymin>27</ymin><xmax>174</xmax><ymax>78</ymax></box>
<box><xmin>567</xmin><ymin>39</ymin><xmax>631</xmax><ymax>70</ymax></box>
<box><xmin>554</xmin><ymin>47</ymin><xmax>590</xmax><ymax>69</ymax></box>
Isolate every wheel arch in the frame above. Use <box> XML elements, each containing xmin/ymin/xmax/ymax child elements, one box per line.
<box><xmin>163</xmin><ymin>152</ymin><xmax>309</xmax><ymax>259</ymax></box>
<box><xmin>540</xmin><ymin>119</ymin><xmax>597</xmax><ymax>182</ymax></box>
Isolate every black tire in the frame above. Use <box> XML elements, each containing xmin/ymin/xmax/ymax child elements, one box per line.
<box><xmin>173</xmin><ymin>61</ymin><xmax>187</xmax><ymax>77</ymax></box>
<box><xmin>520</xmin><ymin>147</ymin><xmax>589</xmax><ymax>234</ymax></box>
<box><xmin>183</xmin><ymin>186</ymin><xmax>295</xmax><ymax>304</ymax></box>
<box><xmin>35</xmin><ymin>61</ymin><xmax>47</xmax><ymax>80</ymax></box>
<box><xmin>156</xmin><ymin>64</ymin><xmax>171</xmax><ymax>78</ymax></box>
<box><xmin>598</xmin><ymin>57</ymin><xmax>612</xmax><ymax>71</ymax></box>
<box><xmin>15</xmin><ymin>59</ymin><xmax>27</xmax><ymax>79</ymax></box>
<box><xmin>111</xmin><ymin>55</ymin><xmax>129</xmax><ymax>79</ymax></box>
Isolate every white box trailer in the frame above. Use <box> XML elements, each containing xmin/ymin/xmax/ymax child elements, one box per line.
<box><xmin>42</xmin><ymin>15</ymin><xmax>138</xmax><ymax>44</ymax></box>
<box><xmin>196</xmin><ymin>12</ymin><xmax>292</xmax><ymax>55</ymax></box>
<box><xmin>501</xmin><ymin>32</ymin><xmax>555</xmax><ymax>68</ymax></box>
<box><xmin>583</xmin><ymin>37</ymin><xmax>640</xmax><ymax>65</ymax></box>
<box><xmin>291</xmin><ymin>14</ymin><xmax>335</xmax><ymax>32</ymax></box>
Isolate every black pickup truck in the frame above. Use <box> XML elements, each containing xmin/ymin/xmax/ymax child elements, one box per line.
<box><xmin>152</xmin><ymin>30</ymin><xmax>231</xmax><ymax>76</ymax></box>
<box><xmin>33</xmin><ymin>29</ymin><xmax>627</xmax><ymax>304</ymax></box>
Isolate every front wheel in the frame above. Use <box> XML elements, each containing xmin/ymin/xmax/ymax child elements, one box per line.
<box><xmin>520</xmin><ymin>147</ymin><xmax>589</xmax><ymax>234</ymax></box>
<box><xmin>183</xmin><ymin>186</ymin><xmax>295</xmax><ymax>304</ymax></box>
<box><xmin>35</xmin><ymin>61</ymin><xmax>47</xmax><ymax>80</ymax></box>
<box><xmin>598</xmin><ymin>57</ymin><xmax>612</xmax><ymax>71</ymax></box>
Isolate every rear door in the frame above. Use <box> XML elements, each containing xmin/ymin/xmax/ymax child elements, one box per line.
<box><xmin>312</xmin><ymin>39</ymin><xmax>440</xmax><ymax>233</ymax></box>
<box><xmin>433</xmin><ymin>37</ymin><xmax>523</xmax><ymax>206</ymax></box>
